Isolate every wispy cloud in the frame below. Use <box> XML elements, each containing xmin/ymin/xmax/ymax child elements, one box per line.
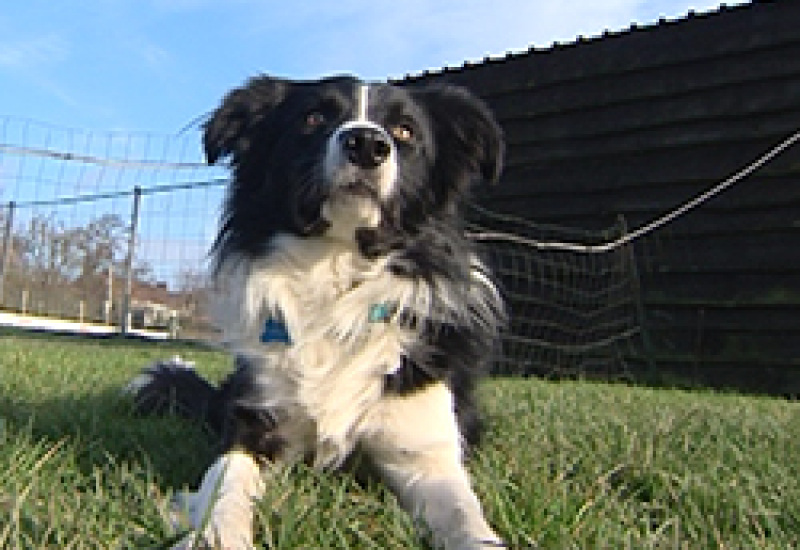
<box><xmin>233</xmin><ymin>0</ymin><xmax>747</xmax><ymax>80</ymax></box>
<box><xmin>0</xmin><ymin>33</ymin><xmax>69</xmax><ymax>69</ymax></box>
<box><xmin>127</xmin><ymin>38</ymin><xmax>174</xmax><ymax>71</ymax></box>
<box><xmin>0</xmin><ymin>33</ymin><xmax>81</xmax><ymax>110</ymax></box>
<box><xmin>233</xmin><ymin>0</ymin><xmax>658</xmax><ymax>79</ymax></box>
<box><xmin>146</xmin><ymin>0</ymin><xmax>222</xmax><ymax>13</ymax></box>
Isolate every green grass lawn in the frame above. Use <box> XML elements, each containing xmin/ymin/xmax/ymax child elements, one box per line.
<box><xmin>1</xmin><ymin>329</ymin><xmax>798</xmax><ymax>549</ymax></box>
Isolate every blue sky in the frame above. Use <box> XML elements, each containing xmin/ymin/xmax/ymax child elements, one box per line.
<box><xmin>1</xmin><ymin>1</ymin><xmax>747</xmax><ymax>134</ymax></box>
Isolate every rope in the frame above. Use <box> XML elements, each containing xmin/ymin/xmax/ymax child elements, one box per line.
<box><xmin>466</xmin><ymin>129</ymin><xmax>800</xmax><ymax>253</ymax></box>
<box><xmin>0</xmin><ymin>142</ymin><xmax>211</xmax><ymax>169</ymax></box>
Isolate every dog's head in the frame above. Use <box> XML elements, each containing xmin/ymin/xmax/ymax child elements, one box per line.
<box><xmin>205</xmin><ymin>75</ymin><xmax>503</xmax><ymax>259</ymax></box>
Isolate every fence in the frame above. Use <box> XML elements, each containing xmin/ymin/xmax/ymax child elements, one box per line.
<box><xmin>467</xmin><ymin>205</ymin><xmax>649</xmax><ymax>378</ymax></box>
<box><xmin>0</xmin><ymin>116</ymin><xmax>647</xmax><ymax>375</ymax></box>
<box><xmin>0</xmin><ymin>117</ymin><xmax>227</xmax><ymax>339</ymax></box>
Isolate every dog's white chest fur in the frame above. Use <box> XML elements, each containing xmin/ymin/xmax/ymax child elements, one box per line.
<box><xmin>214</xmin><ymin>233</ymin><xmax>427</xmax><ymax>466</ymax></box>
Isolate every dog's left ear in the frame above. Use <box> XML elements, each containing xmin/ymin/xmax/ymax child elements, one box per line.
<box><xmin>411</xmin><ymin>84</ymin><xmax>504</xmax><ymax>187</ymax></box>
<box><xmin>203</xmin><ymin>76</ymin><xmax>291</xmax><ymax>165</ymax></box>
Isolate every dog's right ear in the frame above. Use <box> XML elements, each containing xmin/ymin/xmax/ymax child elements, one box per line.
<box><xmin>203</xmin><ymin>76</ymin><xmax>290</xmax><ymax>164</ymax></box>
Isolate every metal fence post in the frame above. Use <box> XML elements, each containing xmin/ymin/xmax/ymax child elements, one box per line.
<box><xmin>120</xmin><ymin>187</ymin><xmax>141</xmax><ymax>335</ymax></box>
<box><xmin>0</xmin><ymin>201</ymin><xmax>16</xmax><ymax>306</ymax></box>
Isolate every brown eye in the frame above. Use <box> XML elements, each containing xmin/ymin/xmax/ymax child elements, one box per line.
<box><xmin>391</xmin><ymin>124</ymin><xmax>414</xmax><ymax>143</ymax></box>
<box><xmin>305</xmin><ymin>112</ymin><xmax>325</xmax><ymax>128</ymax></box>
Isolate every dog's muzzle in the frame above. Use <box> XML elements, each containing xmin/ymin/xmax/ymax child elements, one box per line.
<box><xmin>324</xmin><ymin>121</ymin><xmax>397</xmax><ymax>199</ymax></box>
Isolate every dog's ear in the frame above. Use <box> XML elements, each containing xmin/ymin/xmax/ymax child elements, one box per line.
<box><xmin>203</xmin><ymin>76</ymin><xmax>290</xmax><ymax>164</ymax></box>
<box><xmin>411</xmin><ymin>84</ymin><xmax>504</xmax><ymax>186</ymax></box>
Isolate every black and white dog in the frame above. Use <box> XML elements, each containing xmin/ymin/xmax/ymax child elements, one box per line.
<box><xmin>130</xmin><ymin>75</ymin><xmax>506</xmax><ymax>549</ymax></box>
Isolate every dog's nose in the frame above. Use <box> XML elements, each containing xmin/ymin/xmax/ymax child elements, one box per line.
<box><xmin>340</xmin><ymin>127</ymin><xmax>391</xmax><ymax>169</ymax></box>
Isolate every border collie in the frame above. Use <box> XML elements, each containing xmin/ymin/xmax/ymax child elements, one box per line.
<box><xmin>129</xmin><ymin>75</ymin><xmax>506</xmax><ymax>549</ymax></box>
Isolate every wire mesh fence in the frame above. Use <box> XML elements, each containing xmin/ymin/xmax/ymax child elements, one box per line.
<box><xmin>1</xmin><ymin>116</ymin><xmax>648</xmax><ymax>374</ymax></box>
<box><xmin>467</xmin><ymin>205</ymin><xmax>649</xmax><ymax>378</ymax></box>
<box><xmin>0</xmin><ymin>117</ymin><xmax>226</xmax><ymax>339</ymax></box>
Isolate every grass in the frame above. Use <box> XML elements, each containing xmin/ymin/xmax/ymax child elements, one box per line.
<box><xmin>0</xmin><ymin>329</ymin><xmax>798</xmax><ymax>549</ymax></box>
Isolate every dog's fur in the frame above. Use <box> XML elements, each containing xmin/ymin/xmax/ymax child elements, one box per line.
<box><xmin>128</xmin><ymin>75</ymin><xmax>506</xmax><ymax>549</ymax></box>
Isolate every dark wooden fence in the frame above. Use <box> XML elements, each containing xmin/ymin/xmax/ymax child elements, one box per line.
<box><xmin>404</xmin><ymin>1</ymin><xmax>800</xmax><ymax>395</ymax></box>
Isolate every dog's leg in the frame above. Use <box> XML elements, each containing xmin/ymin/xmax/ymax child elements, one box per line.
<box><xmin>365</xmin><ymin>383</ymin><xmax>505</xmax><ymax>550</ymax></box>
<box><xmin>172</xmin><ymin>450</ymin><xmax>264</xmax><ymax>550</ymax></box>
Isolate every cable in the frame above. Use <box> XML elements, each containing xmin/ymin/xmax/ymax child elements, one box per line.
<box><xmin>466</xmin><ymin>129</ymin><xmax>800</xmax><ymax>253</ymax></box>
<box><xmin>0</xmin><ymin>142</ymin><xmax>211</xmax><ymax>169</ymax></box>
<box><xmin>5</xmin><ymin>178</ymin><xmax>227</xmax><ymax>209</ymax></box>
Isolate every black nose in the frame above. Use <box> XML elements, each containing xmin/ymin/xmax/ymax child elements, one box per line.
<box><xmin>340</xmin><ymin>127</ymin><xmax>391</xmax><ymax>169</ymax></box>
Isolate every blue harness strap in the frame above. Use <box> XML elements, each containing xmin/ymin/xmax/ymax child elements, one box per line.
<box><xmin>260</xmin><ymin>302</ymin><xmax>396</xmax><ymax>345</ymax></box>
<box><xmin>260</xmin><ymin>318</ymin><xmax>292</xmax><ymax>344</ymax></box>
<box><xmin>368</xmin><ymin>302</ymin><xmax>395</xmax><ymax>323</ymax></box>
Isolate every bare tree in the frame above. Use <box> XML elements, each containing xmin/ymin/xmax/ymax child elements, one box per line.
<box><xmin>10</xmin><ymin>212</ymin><xmax>155</xmax><ymax>320</ymax></box>
<box><xmin>17</xmin><ymin>215</ymin><xmax>73</xmax><ymax>287</ymax></box>
<box><xmin>73</xmin><ymin>214</ymin><xmax>128</xmax><ymax>282</ymax></box>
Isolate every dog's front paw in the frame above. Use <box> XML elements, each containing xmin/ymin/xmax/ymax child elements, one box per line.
<box><xmin>169</xmin><ymin>490</ymin><xmax>255</xmax><ymax>550</ymax></box>
<box><xmin>167</xmin><ymin>451</ymin><xmax>263</xmax><ymax>550</ymax></box>
<box><xmin>170</xmin><ymin>528</ymin><xmax>255</xmax><ymax>550</ymax></box>
<box><xmin>170</xmin><ymin>531</ymin><xmax>207</xmax><ymax>550</ymax></box>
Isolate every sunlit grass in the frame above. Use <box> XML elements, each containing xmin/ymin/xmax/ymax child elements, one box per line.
<box><xmin>1</xmin><ymin>330</ymin><xmax>798</xmax><ymax>548</ymax></box>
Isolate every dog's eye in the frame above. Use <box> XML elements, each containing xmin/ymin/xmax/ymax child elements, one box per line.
<box><xmin>390</xmin><ymin>124</ymin><xmax>414</xmax><ymax>143</ymax></box>
<box><xmin>305</xmin><ymin>112</ymin><xmax>326</xmax><ymax>128</ymax></box>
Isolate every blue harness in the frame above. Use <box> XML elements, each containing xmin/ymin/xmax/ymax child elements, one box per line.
<box><xmin>260</xmin><ymin>302</ymin><xmax>395</xmax><ymax>345</ymax></box>
<box><xmin>259</xmin><ymin>317</ymin><xmax>292</xmax><ymax>344</ymax></box>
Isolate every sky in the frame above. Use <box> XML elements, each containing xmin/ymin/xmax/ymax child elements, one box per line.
<box><xmin>1</xmin><ymin>0</ymin><xmax>748</xmax><ymax>134</ymax></box>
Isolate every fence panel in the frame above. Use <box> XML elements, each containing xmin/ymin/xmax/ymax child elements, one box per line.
<box><xmin>0</xmin><ymin>117</ymin><xmax>225</xmax><ymax>338</ymax></box>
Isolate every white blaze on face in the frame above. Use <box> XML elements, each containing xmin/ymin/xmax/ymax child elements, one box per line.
<box><xmin>356</xmin><ymin>84</ymin><xmax>369</xmax><ymax>122</ymax></box>
<box><xmin>323</xmin><ymin>82</ymin><xmax>398</xmax><ymax>213</ymax></box>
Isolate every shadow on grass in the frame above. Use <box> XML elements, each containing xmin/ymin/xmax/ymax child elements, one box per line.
<box><xmin>4</xmin><ymin>389</ymin><xmax>219</xmax><ymax>489</ymax></box>
<box><xmin>1</xmin><ymin>328</ymin><xmax>223</xmax><ymax>489</ymax></box>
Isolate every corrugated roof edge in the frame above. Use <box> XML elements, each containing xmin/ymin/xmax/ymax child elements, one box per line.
<box><xmin>395</xmin><ymin>2</ymin><xmax>758</xmax><ymax>83</ymax></box>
